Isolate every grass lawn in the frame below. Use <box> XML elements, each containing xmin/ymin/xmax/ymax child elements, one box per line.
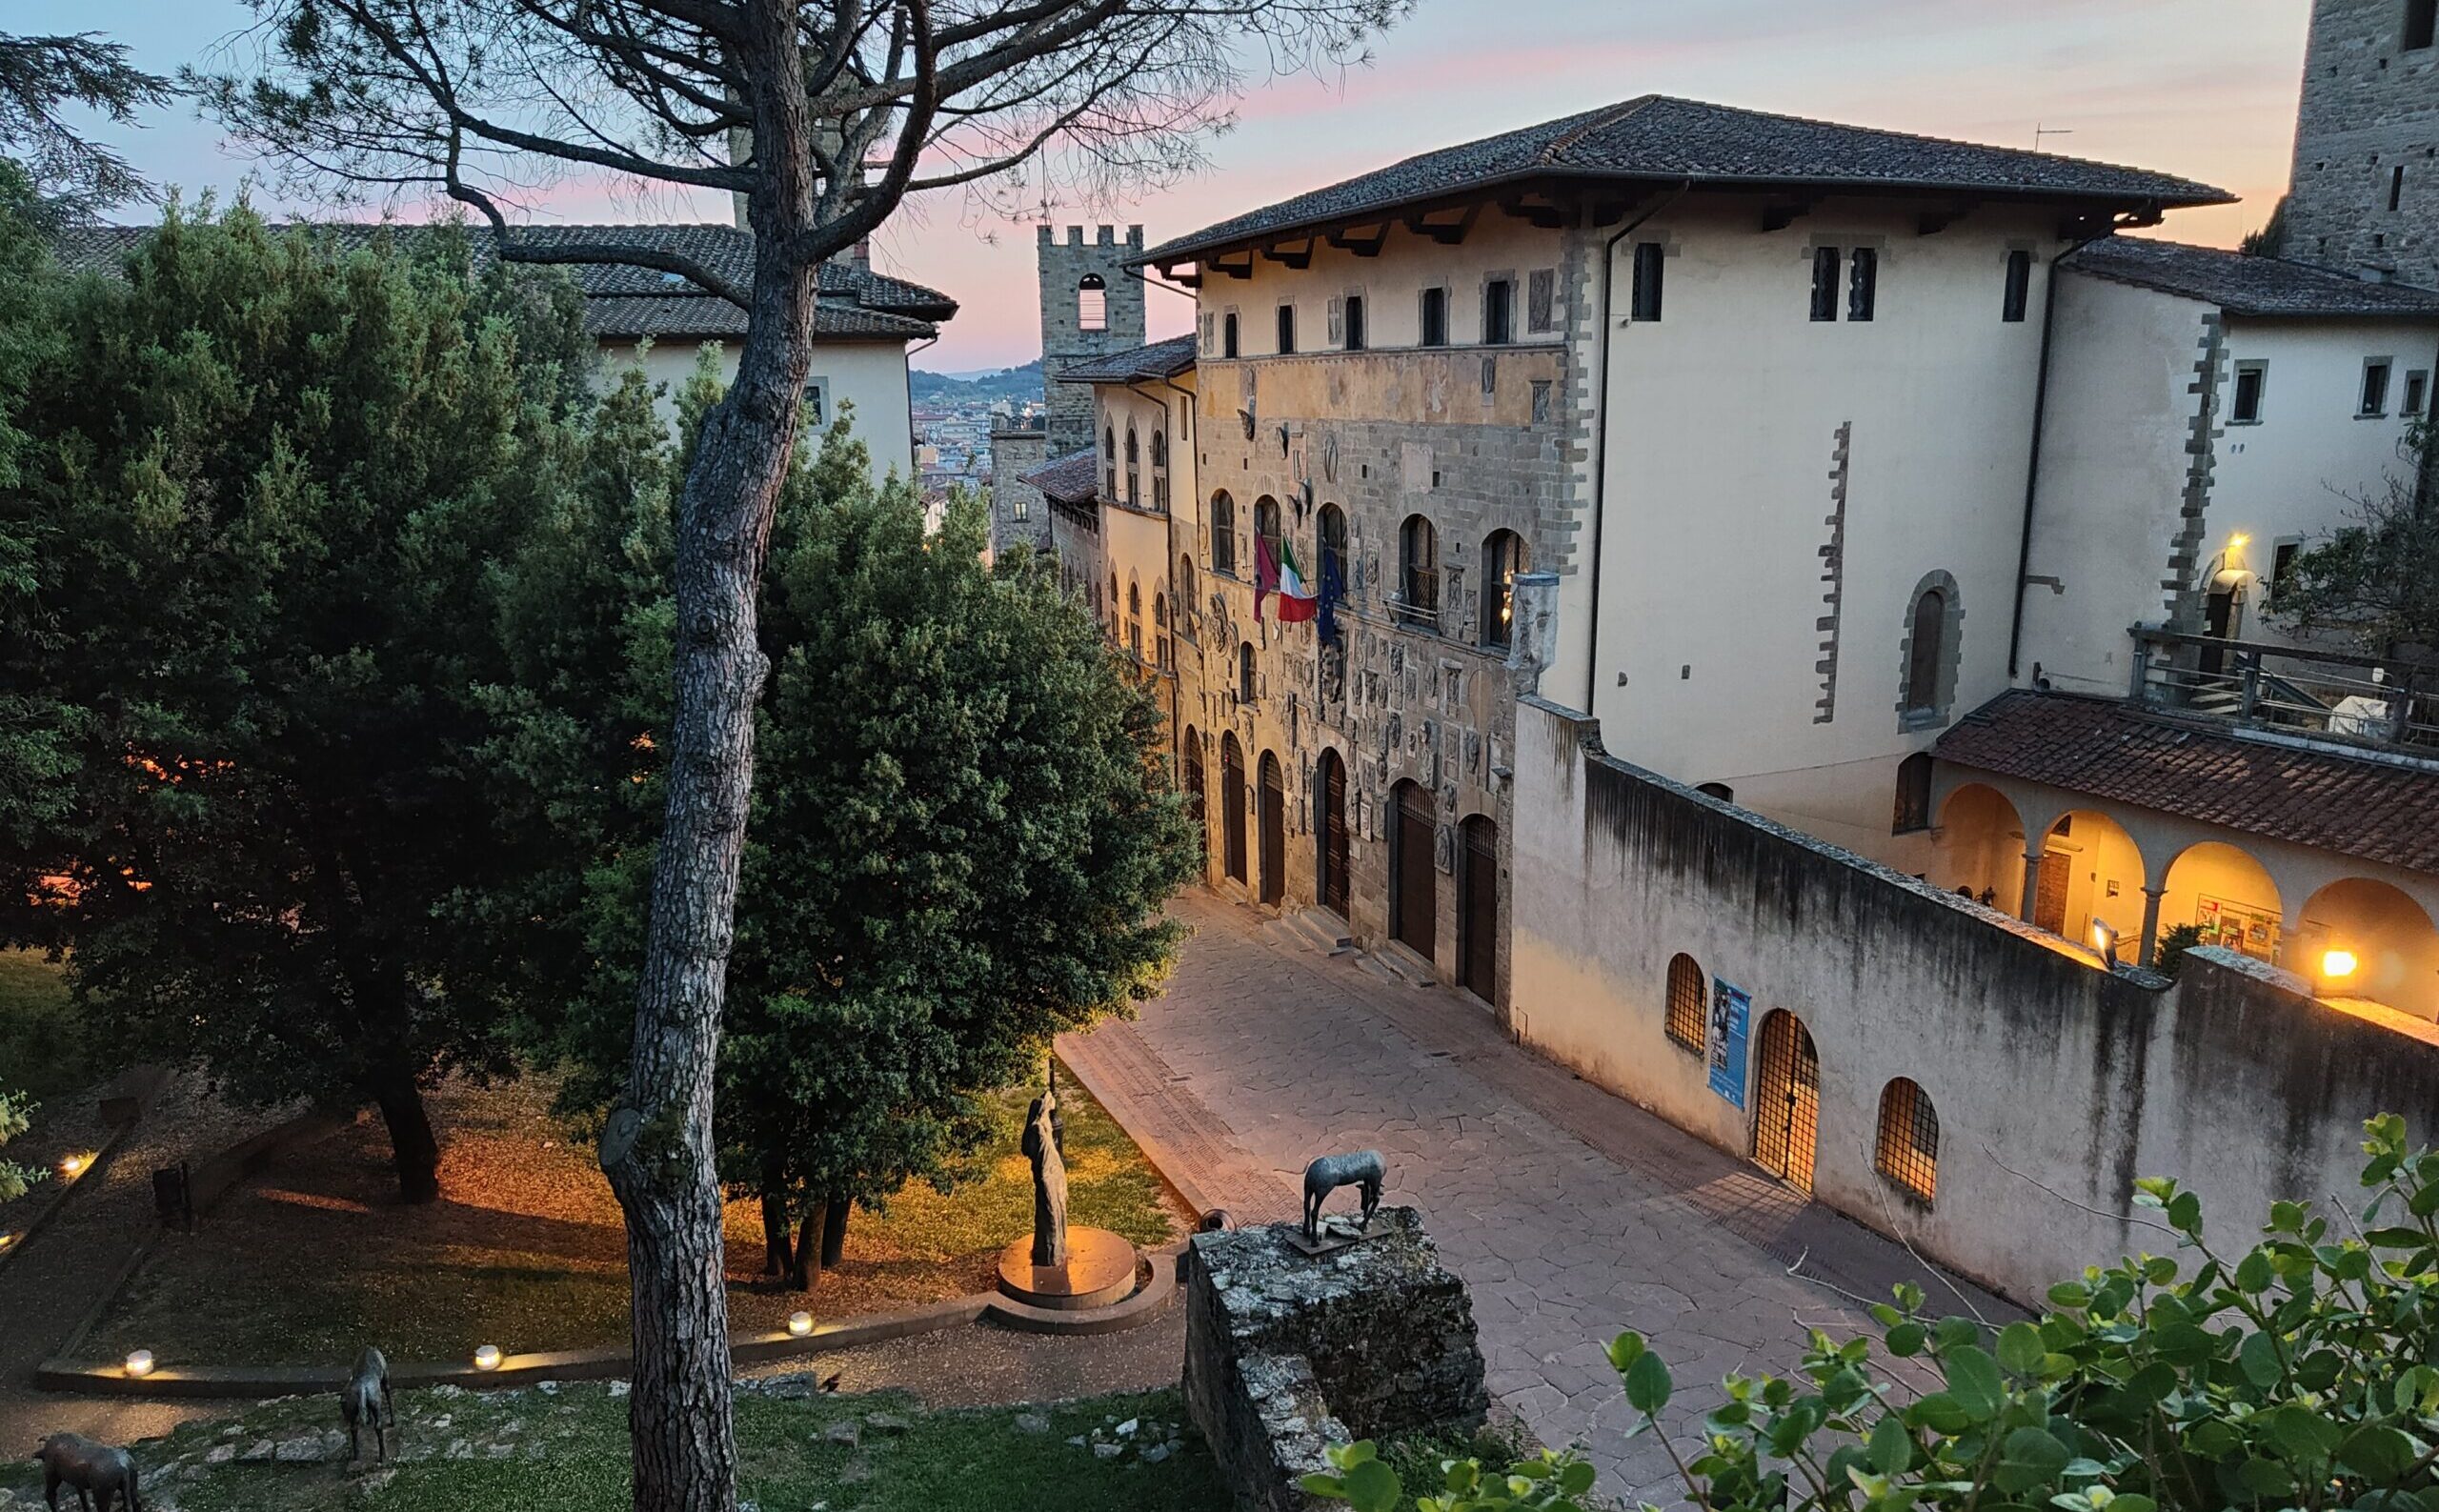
<box><xmin>86</xmin><ymin>1066</ymin><xmax>1187</xmax><ymax>1366</ymax></box>
<box><xmin>0</xmin><ymin>1381</ymin><xmax>1227</xmax><ymax>1512</ymax></box>
<box><xmin>0</xmin><ymin>947</ymin><xmax>91</xmax><ymax>1102</ymax></box>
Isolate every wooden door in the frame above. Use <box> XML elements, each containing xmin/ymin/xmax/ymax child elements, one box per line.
<box><xmin>1319</xmin><ymin>751</ymin><xmax>1349</xmax><ymax>917</ymax></box>
<box><xmin>1459</xmin><ymin>816</ymin><xmax>1498</xmax><ymax>1002</ymax></box>
<box><xmin>1752</xmin><ymin>1010</ymin><xmax>1820</xmax><ymax>1192</ymax></box>
<box><xmin>1392</xmin><ymin>782</ymin><xmax>1437</xmax><ymax>960</ymax></box>
<box><xmin>2033</xmin><ymin>851</ymin><xmax>2069</xmax><ymax>936</ymax></box>
<box><xmin>1258</xmin><ymin>753</ymin><xmax>1286</xmax><ymax>906</ymax></box>
<box><xmin>1220</xmin><ymin>736</ymin><xmax>1247</xmax><ymax>884</ymax></box>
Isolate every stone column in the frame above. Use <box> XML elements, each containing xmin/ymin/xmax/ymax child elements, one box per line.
<box><xmin>2138</xmin><ymin>885</ymin><xmax>2167</xmax><ymax>967</ymax></box>
<box><xmin>2019</xmin><ymin>849</ymin><xmax>2046</xmax><ymax>925</ymax></box>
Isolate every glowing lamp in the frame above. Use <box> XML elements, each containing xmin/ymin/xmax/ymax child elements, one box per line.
<box><xmin>2322</xmin><ymin>948</ymin><xmax>2360</xmax><ymax>980</ymax></box>
<box><xmin>59</xmin><ymin>1155</ymin><xmax>85</xmax><ymax>1178</ymax></box>
<box><xmin>124</xmin><ymin>1350</ymin><xmax>155</xmax><ymax>1379</ymax></box>
<box><xmin>787</xmin><ymin>1311</ymin><xmax>815</xmax><ymax>1338</ymax></box>
<box><xmin>473</xmin><ymin>1344</ymin><xmax>503</xmax><ymax>1372</ymax></box>
<box><xmin>2090</xmin><ymin>920</ymin><xmax>2121</xmax><ymax>967</ymax></box>
<box><xmin>0</xmin><ymin>1232</ymin><xmax>15</xmax><ymax>1250</ymax></box>
<box><xmin>2227</xmin><ymin>533</ymin><xmax>2251</xmax><ymax>550</ymax></box>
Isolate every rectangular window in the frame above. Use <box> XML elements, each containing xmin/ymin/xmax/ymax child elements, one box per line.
<box><xmin>1276</xmin><ymin>303</ymin><xmax>1296</xmax><ymax>355</ymax></box>
<box><xmin>1222</xmin><ymin>312</ymin><xmax>1240</xmax><ymax>359</ymax></box>
<box><xmin>2393</xmin><ymin>165</ymin><xmax>2409</xmax><ymax>213</ymax></box>
<box><xmin>1526</xmin><ymin>268</ymin><xmax>1557</xmax><ymax>333</ymax></box>
<box><xmin>2410</xmin><ymin>0</ymin><xmax>2437</xmax><ymax>50</ymax></box>
<box><xmin>2230</xmin><ymin>361</ymin><xmax>2267</xmax><ymax>424</ymax></box>
<box><xmin>1344</xmin><ymin>293</ymin><xmax>1366</xmax><ymax>351</ymax></box>
<box><xmin>1420</xmin><ymin>287</ymin><xmax>1448</xmax><ymax>347</ymax></box>
<box><xmin>1630</xmin><ymin>242</ymin><xmax>1664</xmax><ymax>322</ymax></box>
<box><xmin>1810</xmin><ymin>247</ymin><xmax>1841</xmax><ymax>322</ymax></box>
<box><xmin>2408</xmin><ymin>369</ymin><xmax>2430</xmax><ymax>416</ymax></box>
<box><xmin>2362</xmin><ymin>358</ymin><xmax>2393</xmax><ymax>416</ymax></box>
<box><xmin>1847</xmin><ymin>248</ymin><xmax>1879</xmax><ymax>322</ymax></box>
<box><xmin>1482</xmin><ymin>278</ymin><xmax>1514</xmax><ymax>345</ymax></box>
<box><xmin>2002</xmin><ymin>249</ymin><xmax>2033</xmax><ymax>323</ymax></box>
<box><xmin>2271</xmin><ymin>539</ymin><xmax>2302</xmax><ymax>600</ymax></box>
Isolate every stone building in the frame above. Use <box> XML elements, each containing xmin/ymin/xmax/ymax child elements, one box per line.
<box><xmin>2281</xmin><ymin>0</ymin><xmax>2439</xmax><ymax>286</ymax></box>
<box><xmin>990</xmin><ymin>224</ymin><xmax>1148</xmax><ymax>556</ymax></box>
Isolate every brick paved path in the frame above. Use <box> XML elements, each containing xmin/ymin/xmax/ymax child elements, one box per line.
<box><xmin>1062</xmin><ymin>891</ymin><xmax>2008</xmax><ymax>1502</ymax></box>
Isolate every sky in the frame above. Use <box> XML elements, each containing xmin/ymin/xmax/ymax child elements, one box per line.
<box><xmin>29</xmin><ymin>0</ymin><xmax>2314</xmax><ymax>373</ymax></box>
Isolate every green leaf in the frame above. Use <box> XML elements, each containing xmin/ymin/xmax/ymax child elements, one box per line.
<box><xmin>1299</xmin><ymin>1473</ymin><xmax>1348</xmax><ymax>1499</ymax></box>
<box><xmin>1909</xmin><ymin>1393</ymin><xmax>1972</xmax><ymax>1435</ymax></box>
<box><xmin>1997</xmin><ymin>1321</ymin><xmax>2046</xmax><ymax>1375</ymax></box>
<box><xmin>1558</xmin><ymin>1461</ymin><xmax>1597</xmax><ymax>1496</ymax></box>
<box><xmin>1343</xmin><ymin>1458</ymin><xmax>1401</xmax><ymax>1512</ymax></box>
<box><xmin>2233</xmin><ymin>1249</ymin><xmax>2274</xmax><ymax>1293</ymax></box>
<box><xmin>1885</xmin><ymin>1322</ymin><xmax>1927</xmax><ymax>1358</ymax></box>
<box><xmin>1606</xmin><ymin>1331</ymin><xmax>1646</xmax><ymax>1374</ymax></box>
<box><xmin>1943</xmin><ymin>1345</ymin><xmax>2006</xmax><ymax>1422</ymax></box>
<box><xmin>2046</xmin><ymin>1281</ymin><xmax>2092</xmax><ymax>1308</ymax></box>
<box><xmin>2109</xmin><ymin>1497</ymin><xmax>2156</xmax><ymax>1512</ymax></box>
<box><xmin>1869</xmin><ymin>1413</ymin><xmax>1916</xmax><ymax>1474</ymax></box>
<box><xmin>2339</xmin><ymin>1425</ymin><xmax>2420</xmax><ymax>1482</ymax></box>
<box><xmin>1996</xmin><ymin>1427</ymin><xmax>2072</xmax><ymax>1493</ymax></box>
<box><xmin>2167</xmin><ymin>1192</ymin><xmax>2204</xmax><ymax>1233</ymax></box>
<box><xmin>2267</xmin><ymin>1404</ymin><xmax>2345</xmax><ymax>1463</ymax></box>
<box><xmin>2237</xmin><ymin>1330</ymin><xmax>2284</xmax><ymax>1388</ymax></box>
<box><xmin>1623</xmin><ymin>1349</ymin><xmax>1674</xmax><ymax>1414</ymax></box>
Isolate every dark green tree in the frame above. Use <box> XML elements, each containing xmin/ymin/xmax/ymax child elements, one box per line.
<box><xmin>2267</xmin><ymin>424</ymin><xmax>2439</xmax><ymax>659</ymax></box>
<box><xmin>0</xmin><ymin>206</ymin><xmax>596</xmax><ymax>1201</ymax></box>
<box><xmin>0</xmin><ymin>30</ymin><xmax>174</xmax><ymax>220</ymax></box>
<box><xmin>496</xmin><ymin>373</ymin><xmax>1198</xmax><ymax>1292</ymax></box>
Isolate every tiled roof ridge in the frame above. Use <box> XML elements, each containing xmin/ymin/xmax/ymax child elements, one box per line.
<box><xmin>1540</xmin><ymin>94</ymin><xmax>1658</xmax><ymax>165</ymax></box>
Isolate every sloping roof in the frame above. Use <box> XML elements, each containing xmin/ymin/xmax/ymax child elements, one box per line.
<box><xmin>50</xmin><ymin>222</ymin><xmax>957</xmax><ymax>342</ymax></box>
<box><xmin>1021</xmin><ymin>447</ymin><xmax>1099</xmax><ymax>507</ymax></box>
<box><xmin>1935</xmin><ymin>690</ymin><xmax>2439</xmax><ymax>875</ymax></box>
<box><xmin>2063</xmin><ymin>237</ymin><xmax>2439</xmax><ymax>319</ymax></box>
<box><xmin>1143</xmin><ymin>95</ymin><xmax>2232</xmax><ymax>265</ymax></box>
<box><xmin>1054</xmin><ymin>334</ymin><xmax>1198</xmax><ymax>385</ymax></box>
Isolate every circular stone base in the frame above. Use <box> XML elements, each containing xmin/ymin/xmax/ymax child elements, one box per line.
<box><xmin>995</xmin><ymin>1227</ymin><xmax>1139</xmax><ymax>1311</ymax></box>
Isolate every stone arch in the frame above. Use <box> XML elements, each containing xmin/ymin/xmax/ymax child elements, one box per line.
<box><xmin>2298</xmin><ymin>877</ymin><xmax>2439</xmax><ymax>1017</ymax></box>
<box><xmin>2030</xmin><ymin>809</ymin><xmax>2148</xmax><ymax>955</ymax></box>
<box><xmin>2159</xmin><ymin>840</ymin><xmax>2283</xmax><ymax>966</ymax></box>
<box><xmin>1897</xmin><ymin>569</ymin><xmax>1964</xmax><ymax>731</ymax></box>
<box><xmin>1930</xmin><ymin>781</ymin><xmax>2025</xmax><ymax>913</ymax></box>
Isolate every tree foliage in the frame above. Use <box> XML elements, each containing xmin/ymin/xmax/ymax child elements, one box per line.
<box><xmin>0</xmin><ymin>1089</ymin><xmax>39</xmax><ymax>1203</ymax></box>
<box><xmin>0</xmin><ymin>30</ymin><xmax>175</xmax><ymax>221</ymax></box>
<box><xmin>1313</xmin><ymin>1115</ymin><xmax>2439</xmax><ymax>1512</ymax></box>
<box><xmin>494</xmin><ymin>370</ymin><xmax>1199</xmax><ymax>1288</ymax></box>
<box><xmin>2268</xmin><ymin>425</ymin><xmax>2439</xmax><ymax>657</ymax></box>
<box><xmin>0</xmin><ymin>204</ymin><xmax>597</xmax><ymax>1201</ymax></box>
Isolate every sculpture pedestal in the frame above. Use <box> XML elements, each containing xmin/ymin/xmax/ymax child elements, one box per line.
<box><xmin>996</xmin><ymin>1226</ymin><xmax>1138</xmax><ymax>1311</ymax></box>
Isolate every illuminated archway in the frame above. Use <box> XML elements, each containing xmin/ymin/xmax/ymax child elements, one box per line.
<box><xmin>2298</xmin><ymin>877</ymin><xmax>2439</xmax><ymax>1018</ymax></box>
<box><xmin>2031</xmin><ymin>810</ymin><xmax>2146</xmax><ymax>956</ymax></box>
<box><xmin>1930</xmin><ymin>782</ymin><xmax>2025</xmax><ymax>914</ymax></box>
<box><xmin>2160</xmin><ymin>841</ymin><xmax>2283</xmax><ymax>967</ymax></box>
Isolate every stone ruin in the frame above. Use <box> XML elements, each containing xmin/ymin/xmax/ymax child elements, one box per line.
<box><xmin>1183</xmin><ymin>1207</ymin><xmax>1488</xmax><ymax>1511</ymax></box>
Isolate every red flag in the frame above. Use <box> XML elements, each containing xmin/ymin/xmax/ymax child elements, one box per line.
<box><xmin>1254</xmin><ymin>529</ymin><xmax>1280</xmax><ymax>621</ymax></box>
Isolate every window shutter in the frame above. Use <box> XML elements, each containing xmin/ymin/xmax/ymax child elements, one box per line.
<box><xmin>1328</xmin><ymin>296</ymin><xmax>1344</xmax><ymax>345</ymax></box>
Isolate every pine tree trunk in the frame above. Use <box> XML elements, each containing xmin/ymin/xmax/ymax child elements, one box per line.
<box><xmin>819</xmin><ymin>1196</ymin><xmax>850</xmax><ymax>1269</ymax></box>
<box><xmin>758</xmin><ymin>1176</ymin><xmax>793</xmax><ymax>1279</ymax></box>
<box><xmin>370</xmin><ymin>1065</ymin><xmax>440</xmax><ymax>1205</ymax></box>
<box><xmin>597</xmin><ymin>36</ymin><xmax>828</xmax><ymax>1507</ymax></box>
<box><xmin>789</xmin><ymin>1206</ymin><xmax>827</xmax><ymax>1293</ymax></box>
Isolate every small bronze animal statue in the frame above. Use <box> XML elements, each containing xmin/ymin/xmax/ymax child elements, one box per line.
<box><xmin>32</xmin><ymin>1432</ymin><xmax>141</xmax><ymax>1512</ymax></box>
<box><xmin>340</xmin><ymin>1346</ymin><xmax>395</xmax><ymax>1463</ymax></box>
<box><xmin>1300</xmin><ymin>1150</ymin><xmax>1384</xmax><ymax>1243</ymax></box>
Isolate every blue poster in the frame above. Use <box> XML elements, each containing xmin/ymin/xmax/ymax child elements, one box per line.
<box><xmin>1707</xmin><ymin>979</ymin><xmax>1751</xmax><ymax>1108</ymax></box>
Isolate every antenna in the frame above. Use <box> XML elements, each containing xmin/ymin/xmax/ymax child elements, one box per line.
<box><xmin>2033</xmin><ymin>123</ymin><xmax>2075</xmax><ymax>153</ymax></box>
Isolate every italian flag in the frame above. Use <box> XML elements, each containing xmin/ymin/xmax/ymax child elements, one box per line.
<box><xmin>1275</xmin><ymin>541</ymin><xmax>1320</xmax><ymax>623</ymax></box>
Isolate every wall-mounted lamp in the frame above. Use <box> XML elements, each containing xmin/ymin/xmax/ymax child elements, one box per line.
<box><xmin>2321</xmin><ymin>948</ymin><xmax>2360</xmax><ymax>982</ymax></box>
<box><xmin>2090</xmin><ymin>919</ymin><xmax>2122</xmax><ymax>969</ymax></box>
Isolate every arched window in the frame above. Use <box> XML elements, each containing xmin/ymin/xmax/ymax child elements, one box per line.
<box><xmin>1481</xmin><ymin>530</ymin><xmax>1526</xmax><ymax>650</ymax></box>
<box><xmin>1178</xmin><ymin>553</ymin><xmax>1198</xmax><ymax>631</ymax></box>
<box><xmin>1109</xmin><ymin>574</ymin><xmax>1120</xmax><ymax>640</ymax></box>
<box><xmin>1399</xmin><ymin>514</ymin><xmax>1440</xmax><ymax>627</ymax></box>
<box><xmin>1150</xmin><ymin>430</ymin><xmax>1167</xmax><ymax>468</ymax></box>
<box><xmin>1078</xmin><ymin>272</ymin><xmax>1107</xmax><ymax>332</ymax></box>
<box><xmin>1124</xmin><ymin>425</ymin><xmax>1139</xmax><ymax>506</ymax></box>
<box><xmin>1211</xmin><ymin>493</ymin><xmax>1238</xmax><ymax>576</ymax></box>
<box><xmin>1254</xmin><ymin>496</ymin><xmax>1283</xmax><ymax>575</ymax></box>
<box><xmin>1874</xmin><ymin>1078</ymin><xmax>1940</xmax><ymax>1202</ymax></box>
<box><xmin>1664</xmin><ymin>953</ymin><xmax>1706</xmax><ymax>1054</ymax></box>
<box><xmin>1127</xmin><ymin>579</ymin><xmax>1143</xmax><ymax>661</ymax></box>
<box><xmin>1319</xmin><ymin>504</ymin><xmax>1348</xmax><ymax>592</ymax></box>
<box><xmin>1695</xmin><ymin>782</ymin><xmax>1735</xmax><ymax>803</ymax></box>
<box><xmin>1154</xmin><ymin>592</ymin><xmax>1172</xmax><ymax>672</ymax></box>
<box><xmin>1104</xmin><ymin>424</ymin><xmax>1119</xmax><ymax>499</ymax></box>
<box><xmin>1181</xmin><ymin>727</ymin><xmax>1206</xmax><ymax>829</ymax></box>
<box><xmin>1902</xmin><ymin>575</ymin><xmax>1958</xmax><ymax>722</ymax></box>
<box><xmin>1150</xmin><ymin>430</ymin><xmax>1170</xmax><ymax>510</ymax></box>
<box><xmin>1892</xmin><ymin>753</ymin><xmax>1934</xmax><ymax>835</ymax></box>
<box><xmin>1239</xmin><ymin>641</ymin><xmax>1257</xmax><ymax>704</ymax></box>
<box><xmin>1124</xmin><ymin>425</ymin><xmax>1139</xmax><ymax>464</ymax></box>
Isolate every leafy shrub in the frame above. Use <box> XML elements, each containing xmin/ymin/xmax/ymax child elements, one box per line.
<box><xmin>1309</xmin><ymin>1114</ymin><xmax>2439</xmax><ymax>1512</ymax></box>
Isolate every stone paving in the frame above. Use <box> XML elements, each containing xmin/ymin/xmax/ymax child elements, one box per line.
<box><xmin>1064</xmin><ymin>890</ymin><xmax>2010</xmax><ymax>1503</ymax></box>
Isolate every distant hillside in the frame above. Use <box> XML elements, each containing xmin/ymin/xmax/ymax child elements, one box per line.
<box><xmin>910</xmin><ymin>358</ymin><xmax>1041</xmax><ymax>406</ymax></box>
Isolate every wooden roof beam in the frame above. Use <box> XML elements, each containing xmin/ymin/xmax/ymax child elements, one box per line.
<box><xmin>1324</xmin><ymin>225</ymin><xmax>1391</xmax><ymax>257</ymax></box>
<box><xmin>1260</xmin><ymin>238</ymin><xmax>1317</xmax><ymax>270</ymax></box>
<box><xmin>1402</xmin><ymin>203</ymin><xmax>1482</xmax><ymax>246</ymax></box>
<box><xmin>1761</xmin><ymin>201</ymin><xmax>1814</xmax><ymax>233</ymax></box>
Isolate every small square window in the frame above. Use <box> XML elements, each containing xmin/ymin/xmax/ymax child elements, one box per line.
<box><xmin>2002</xmin><ymin>250</ymin><xmax>2033</xmax><ymax>323</ymax></box>
<box><xmin>2410</xmin><ymin>0</ymin><xmax>2436</xmax><ymax>50</ymax></box>
<box><xmin>1631</xmin><ymin>242</ymin><xmax>1665</xmax><ymax>322</ymax></box>
<box><xmin>2270</xmin><ymin>538</ymin><xmax>2302</xmax><ymax>601</ymax></box>
<box><xmin>1810</xmin><ymin>247</ymin><xmax>1841</xmax><ymax>322</ymax></box>
<box><xmin>2362</xmin><ymin>358</ymin><xmax>2393</xmax><ymax>416</ymax></box>
<box><xmin>1847</xmin><ymin>248</ymin><xmax>1878</xmax><ymax>322</ymax></box>
<box><xmin>2407</xmin><ymin>369</ymin><xmax>2429</xmax><ymax>416</ymax></box>
<box><xmin>2230</xmin><ymin>362</ymin><xmax>2268</xmax><ymax>424</ymax></box>
<box><xmin>1526</xmin><ymin>269</ymin><xmax>1557</xmax><ymax>333</ymax></box>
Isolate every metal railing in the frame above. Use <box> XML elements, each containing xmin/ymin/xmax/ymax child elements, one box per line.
<box><xmin>2128</xmin><ymin>627</ymin><xmax>2439</xmax><ymax>754</ymax></box>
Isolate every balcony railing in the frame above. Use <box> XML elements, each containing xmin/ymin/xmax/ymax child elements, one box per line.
<box><xmin>2128</xmin><ymin>627</ymin><xmax>2439</xmax><ymax>754</ymax></box>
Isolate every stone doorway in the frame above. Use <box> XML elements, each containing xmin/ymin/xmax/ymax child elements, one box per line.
<box><xmin>1752</xmin><ymin>1009</ymin><xmax>1820</xmax><ymax>1192</ymax></box>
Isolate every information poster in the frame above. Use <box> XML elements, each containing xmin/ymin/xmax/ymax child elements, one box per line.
<box><xmin>1707</xmin><ymin>978</ymin><xmax>1751</xmax><ymax>1109</ymax></box>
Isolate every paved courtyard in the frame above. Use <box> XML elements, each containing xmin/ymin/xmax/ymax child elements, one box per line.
<box><xmin>1064</xmin><ymin>889</ymin><xmax>2008</xmax><ymax>1502</ymax></box>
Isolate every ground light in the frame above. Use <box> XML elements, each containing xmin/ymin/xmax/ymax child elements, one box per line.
<box><xmin>59</xmin><ymin>1154</ymin><xmax>86</xmax><ymax>1178</ymax></box>
<box><xmin>473</xmin><ymin>1345</ymin><xmax>502</xmax><ymax>1372</ymax></box>
<box><xmin>787</xmin><ymin>1311</ymin><xmax>815</xmax><ymax>1337</ymax></box>
<box><xmin>2322</xmin><ymin>948</ymin><xmax>2360</xmax><ymax>981</ymax></box>
<box><xmin>124</xmin><ymin>1350</ymin><xmax>155</xmax><ymax>1379</ymax></box>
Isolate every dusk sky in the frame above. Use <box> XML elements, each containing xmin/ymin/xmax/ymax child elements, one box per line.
<box><xmin>30</xmin><ymin>0</ymin><xmax>2310</xmax><ymax>372</ymax></box>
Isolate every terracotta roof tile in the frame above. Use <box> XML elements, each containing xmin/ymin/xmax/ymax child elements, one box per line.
<box><xmin>1935</xmin><ymin>691</ymin><xmax>2439</xmax><ymax>875</ymax></box>
<box><xmin>1022</xmin><ymin>447</ymin><xmax>1099</xmax><ymax>507</ymax></box>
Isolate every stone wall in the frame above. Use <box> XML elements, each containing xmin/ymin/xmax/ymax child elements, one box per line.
<box><xmin>1184</xmin><ymin>1209</ymin><xmax>1489</xmax><ymax>1512</ymax></box>
<box><xmin>989</xmin><ymin>426</ymin><xmax>1051</xmax><ymax>557</ymax></box>
<box><xmin>1507</xmin><ymin>691</ymin><xmax>2439</xmax><ymax>1304</ymax></box>
<box><xmin>1039</xmin><ymin>225</ymin><xmax>1147</xmax><ymax>455</ymax></box>
<box><xmin>2285</xmin><ymin>0</ymin><xmax>2439</xmax><ymax>285</ymax></box>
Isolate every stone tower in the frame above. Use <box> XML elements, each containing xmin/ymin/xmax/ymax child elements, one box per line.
<box><xmin>1037</xmin><ymin>225</ymin><xmax>1146</xmax><ymax>454</ymax></box>
<box><xmin>2283</xmin><ymin>0</ymin><xmax>2439</xmax><ymax>286</ymax></box>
